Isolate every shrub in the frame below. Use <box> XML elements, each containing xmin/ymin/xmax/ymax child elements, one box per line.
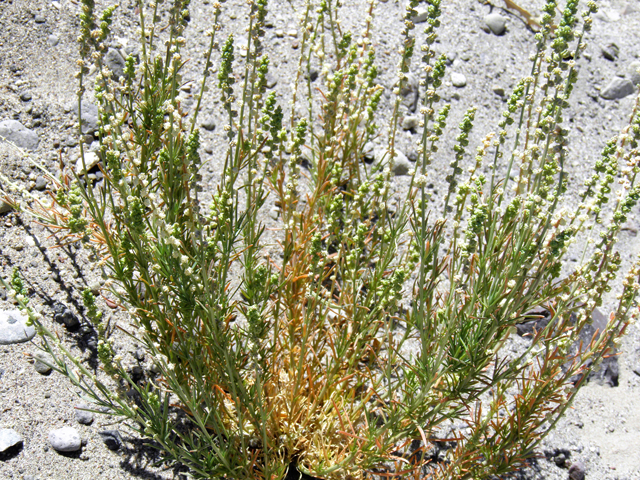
<box><xmin>2</xmin><ymin>0</ymin><xmax>640</xmax><ymax>478</ymax></box>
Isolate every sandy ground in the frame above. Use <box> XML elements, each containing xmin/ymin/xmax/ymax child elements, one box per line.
<box><xmin>1</xmin><ymin>0</ymin><xmax>639</xmax><ymax>479</ymax></box>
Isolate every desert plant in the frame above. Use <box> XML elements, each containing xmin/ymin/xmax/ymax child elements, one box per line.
<box><xmin>2</xmin><ymin>0</ymin><xmax>640</xmax><ymax>479</ymax></box>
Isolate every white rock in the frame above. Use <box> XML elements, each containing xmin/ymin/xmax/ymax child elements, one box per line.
<box><xmin>0</xmin><ymin>429</ymin><xmax>23</xmax><ymax>452</ymax></box>
<box><xmin>0</xmin><ymin>310</ymin><xmax>36</xmax><ymax>345</ymax></box>
<box><xmin>484</xmin><ymin>13</ymin><xmax>507</xmax><ymax>35</ymax></box>
<box><xmin>600</xmin><ymin>77</ymin><xmax>635</xmax><ymax>100</ymax></box>
<box><xmin>75</xmin><ymin>151</ymin><xmax>100</xmax><ymax>175</ymax></box>
<box><xmin>451</xmin><ymin>72</ymin><xmax>467</xmax><ymax>88</ymax></box>
<box><xmin>391</xmin><ymin>150</ymin><xmax>411</xmax><ymax>176</ymax></box>
<box><xmin>48</xmin><ymin>427</ymin><xmax>82</xmax><ymax>452</ymax></box>
<box><xmin>411</xmin><ymin>6</ymin><xmax>429</xmax><ymax>24</ymax></box>
<box><xmin>0</xmin><ymin>120</ymin><xmax>40</xmax><ymax>150</ymax></box>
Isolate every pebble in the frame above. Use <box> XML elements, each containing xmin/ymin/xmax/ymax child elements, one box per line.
<box><xmin>20</xmin><ymin>92</ymin><xmax>32</xmax><ymax>102</ymax></box>
<box><xmin>628</xmin><ymin>61</ymin><xmax>640</xmax><ymax>85</ymax></box>
<box><xmin>0</xmin><ymin>429</ymin><xmax>23</xmax><ymax>452</ymax></box>
<box><xmin>411</xmin><ymin>6</ymin><xmax>429</xmax><ymax>24</ymax></box>
<box><xmin>391</xmin><ymin>150</ymin><xmax>411</xmax><ymax>176</ymax></box>
<box><xmin>104</xmin><ymin>48</ymin><xmax>126</xmax><ymax>80</ymax></box>
<box><xmin>75</xmin><ymin>404</ymin><xmax>94</xmax><ymax>425</ymax></box>
<box><xmin>401</xmin><ymin>115</ymin><xmax>419</xmax><ymax>131</ymax></box>
<box><xmin>48</xmin><ymin>427</ymin><xmax>82</xmax><ymax>453</ymax></box>
<box><xmin>600</xmin><ymin>77</ymin><xmax>635</xmax><ymax>100</ymax></box>
<box><xmin>0</xmin><ymin>310</ymin><xmax>36</xmax><ymax>345</ymax></box>
<box><xmin>0</xmin><ymin>200</ymin><xmax>12</xmax><ymax>214</ymax></box>
<box><xmin>78</xmin><ymin>102</ymin><xmax>99</xmax><ymax>135</ymax></box>
<box><xmin>52</xmin><ymin>302</ymin><xmax>81</xmax><ymax>330</ymax></box>
<box><xmin>399</xmin><ymin>74</ymin><xmax>419</xmax><ymax>112</ymax></box>
<box><xmin>75</xmin><ymin>151</ymin><xmax>100</xmax><ymax>176</ymax></box>
<box><xmin>568</xmin><ymin>460</ymin><xmax>586</xmax><ymax>480</ymax></box>
<box><xmin>600</xmin><ymin>43</ymin><xmax>619</xmax><ymax>61</ymax></box>
<box><xmin>99</xmin><ymin>430</ymin><xmax>122</xmax><ymax>451</ymax></box>
<box><xmin>65</xmin><ymin>136</ymin><xmax>79</xmax><ymax>147</ymax></box>
<box><xmin>200</xmin><ymin>117</ymin><xmax>216</xmax><ymax>131</ymax></box>
<box><xmin>266</xmin><ymin>73</ymin><xmax>278</xmax><ymax>88</ymax></box>
<box><xmin>492</xmin><ymin>85</ymin><xmax>505</xmax><ymax>96</ymax></box>
<box><xmin>0</xmin><ymin>119</ymin><xmax>40</xmax><ymax>150</ymax></box>
<box><xmin>451</xmin><ymin>72</ymin><xmax>467</xmax><ymax>88</ymax></box>
<box><xmin>34</xmin><ymin>176</ymin><xmax>47</xmax><ymax>191</ymax></box>
<box><xmin>484</xmin><ymin>13</ymin><xmax>507</xmax><ymax>35</ymax></box>
<box><xmin>33</xmin><ymin>352</ymin><xmax>54</xmax><ymax>375</ymax></box>
<box><xmin>48</xmin><ymin>34</ymin><xmax>60</xmax><ymax>46</ymax></box>
<box><xmin>34</xmin><ymin>14</ymin><xmax>46</xmax><ymax>24</ymax></box>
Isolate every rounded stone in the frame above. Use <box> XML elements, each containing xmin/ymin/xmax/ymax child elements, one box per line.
<box><xmin>402</xmin><ymin>115</ymin><xmax>419</xmax><ymax>130</ymax></box>
<box><xmin>600</xmin><ymin>77</ymin><xmax>635</xmax><ymax>100</ymax></box>
<box><xmin>75</xmin><ymin>404</ymin><xmax>94</xmax><ymax>425</ymax></box>
<box><xmin>568</xmin><ymin>460</ymin><xmax>586</xmax><ymax>480</ymax></box>
<box><xmin>451</xmin><ymin>72</ymin><xmax>467</xmax><ymax>88</ymax></box>
<box><xmin>0</xmin><ymin>428</ymin><xmax>23</xmax><ymax>452</ymax></box>
<box><xmin>48</xmin><ymin>427</ymin><xmax>82</xmax><ymax>452</ymax></box>
<box><xmin>0</xmin><ymin>120</ymin><xmax>40</xmax><ymax>150</ymax></box>
<box><xmin>33</xmin><ymin>352</ymin><xmax>54</xmax><ymax>375</ymax></box>
<box><xmin>484</xmin><ymin>13</ymin><xmax>507</xmax><ymax>35</ymax></box>
<box><xmin>0</xmin><ymin>310</ymin><xmax>36</xmax><ymax>345</ymax></box>
<box><xmin>391</xmin><ymin>150</ymin><xmax>411</xmax><ymax>176</ymax></box>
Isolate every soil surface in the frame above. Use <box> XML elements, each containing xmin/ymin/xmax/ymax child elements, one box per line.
<box><xmin>1</xmin><ymin>0</ymin><xmax>639</xmax><ymax>479</ymax></box>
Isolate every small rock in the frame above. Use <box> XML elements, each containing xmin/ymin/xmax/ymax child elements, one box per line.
<box><xmin>104</xmin><ymin>48</ymin><xmax>126</xmax><ymax>80</ymax></box>
<box><xmin>628</xmin><ymin>61</ymin><xmax>640</xmax><ymax>86</ymax></box>
<box><xmin>484</xmin><ymin>13</ymin><xmax>507</xmax><ymax>35</ymax></box>
<box><xmin>0</xmin><ymin>200</ymin><xmax>12</xmax><ymax>214</ymax></box>
<box><xmin>34</xmin><ymin>176</ymin><xmax>47</xmax><ymax>191</ymax></box>
<box><xmin>48</xmin><ymin>427</ymin><xmax>82</xmax><ymax>453</ymax></box>
<box><xmin>274</xmin><ymin>29</ymin><xmax>285</xmax><ymax>38</ymax></box>
<box><xmin>200</xmin><ymin>117</ymin><xmax>216</xmax><ymax>131</ymax></box>
<box><xmin>88</xmin><ymin>281</ymin><xmax>101</xmax><ymax>295</ymax></box>
<box><xmin>553</xmin><ymin>452</ymin><xmax>567</xmax><ymax>467</ymax></box>
<box><xmin>75</xmin><ymin>404</ymin><xmax>94</xmax><ymax>425</ymax></box>
<box><xmin>33</xmin><ymin>352</ymin><xmax>54</xmax><ymax>375</ymax></box>
<box><xmin>34</xmin><ymin>14</ymin><xmax>46</xmax><ymax>24</ymax></box>
<box><xmin>411</xmin><ymin>6</ymin><xmax>429</xmax><ymax>24</ymax></box>
<box><xmin>286</xmin><ymin>28</ymin><xmax>298</xmax><ymax>37</ymax></box>
<box><xmin>99</xmin><ymin>430</ymin><xmax>122</xmax><ymax>451</ymax></box>
<box><xmin>78</xmin><ymin>102</ymin><xmax>99</xmax><ymax>135</ymax></box>
<box><xmin>20</xmin><ymin>92</ymin><xmax>32</xmax><ymax>102</ymax></box>
<box><xmin>391</xmin><ymin>150</ymin><xmax>411</xmax><ymax>176</ymax></box>
<box><xmin>402</xmin><ymin>115</ymin><xmax>419</xmax><ymax>131</ymax></box>
<box><xmin>451</xmin><ymin>72</ymin><xmax>467</xmax><ymax>88</ymax></box>
<box><xmin>48</xmin><ymin>34</ymin><xmax>60</xmax><ymax>46</ymax></box>
<box><xmin>266</xmin><ymin>73</ymin><xmax>278</xmax><ymax>88</ymax></box>
<box><xmin>0</xmin><ymin>429</ymin><xmax>23</xmax><ymax>452</ymax></box>
<box><xmin>568</xmin><ymin>460</ymin><xmax>586</xmax><ymax>480</ymax></box>
<box><xmin>0</xmin><ymin>119</ymin><xmax>40</xmax><ymax>150</ymax></box>
<box><xmin>307</xmin><ymin>68</ymin><xmax>319</xmax><ymax>82</ymax></box>
<box><xmin>399</xmin><ymin>74</ymin><xmax>419</xmax><ymax>112</ymax></box>
<box><xmin>64</xmin><ymin>136</ymin><xmax>79</xmax><ymax>147</ymax></box>
<box><xmin>52</xmin><ymin>302</ymin><xmax>80</xmax><ymax>330</ymax></box>
<box><xmin>600</xmin><ymin>43</ymin><xmax>619</xmax><ymax>61</ymax></box>
<box><xmin>75</xmin><ymin>151</ymin><xmax>100</xmax><ymax>176</ymax></box>
<box><xmin>600</xmin><ymin>77</ymin><xmax>635</xmax><ymax>100</ymax></box>
<box><xmin>492</xmin><ymin>85</ymin><xmax>505</xmax><ymax>96</ymax></box>
<box><xmin>362</xmin><ymin>142</ymin><xmax>375</xmax><ymax>164</ymax></box>
<box><xmin>0</xmin><ymin>310</ymin><xmax>36</xmax><ymax>345</ymax></box>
